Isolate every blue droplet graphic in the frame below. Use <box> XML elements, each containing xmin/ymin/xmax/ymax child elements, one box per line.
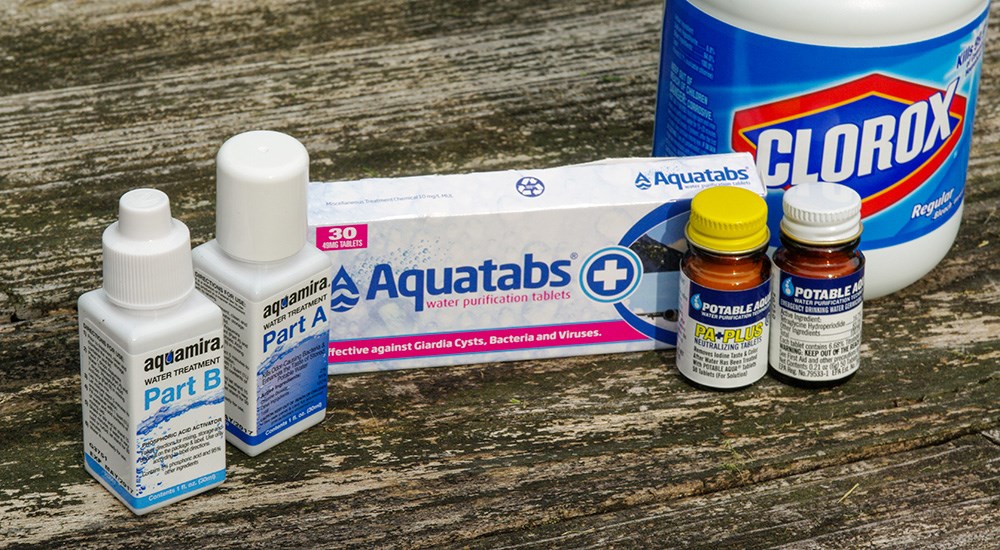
<box><xmin>782</xmin><ymin>278</ymin><xmax>795</xmax><ymax>297</ymax></box>
<box><xmin>330</xmin><ymin>266</ymin><xmax>360</xmax><ymax>313</ymax></box>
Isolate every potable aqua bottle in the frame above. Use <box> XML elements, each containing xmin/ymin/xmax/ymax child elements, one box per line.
<box><xmin>676</xmin><ymin>186</ymin><xmax>771</xmax><ymax>390</ymax></box>
<box><xmin>769</xmin><ymin>183</ymin><xmax>865</xmax><ymax>388</ymax></box>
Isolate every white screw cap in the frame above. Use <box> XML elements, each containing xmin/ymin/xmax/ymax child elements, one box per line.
<box><xmin>781</xmin><ymin>183</ymin><xmax>863</xmax><ymax>244</ymax></box>
<box><xmin>102</xmin><ymin>188</ymin><xmax>194</xmax><ymax>309</ymax></box>
<box><xmin>215</xmin><ymin>130</ymin><xmax>309</xmax><ymax>263</ymax></box>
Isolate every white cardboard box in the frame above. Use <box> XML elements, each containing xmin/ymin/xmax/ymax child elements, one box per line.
<box><xmin>308</xmin><ymin>153</ymin><xmax>765</xmax><ymax>374</ymax></box>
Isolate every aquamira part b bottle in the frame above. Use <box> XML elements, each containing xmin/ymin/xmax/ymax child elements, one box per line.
<box><xmin>653</xmin><ymin>0</ymin><xmax>989</xmax><ymax>298</ymax></box>
<box><xmin>78</xmin><ymin>189</ymin><xmax>226</xmax><ymax>514</ymax></box>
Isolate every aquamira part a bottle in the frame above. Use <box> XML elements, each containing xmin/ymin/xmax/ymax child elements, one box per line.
<box><xmin>653</xmin><ymin>0</ymin><xmax>989</xmax><ymax>299</ymax></box>
<box><xmin>192</xmin><ymin>130</ymin><xmax>332</xmax><ymax>457</ymax></box>
<box><xmin>676</xmin><ymin>186</ymin><xmax>771</xmax><ymax>391</ymax></box>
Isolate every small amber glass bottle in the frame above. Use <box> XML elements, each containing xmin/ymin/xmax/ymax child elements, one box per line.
<box><xmin>676</xmin><ymin>186</ymin><xmax>771</xmax><ymax>391</ymax></box>
<box><xmin>769</xmin><ymin>183</ymin><xmax>865</xmax><ymax>388</ymax></box>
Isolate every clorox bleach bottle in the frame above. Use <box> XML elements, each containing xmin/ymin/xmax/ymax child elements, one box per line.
<box><xmin>653</xmin><ymin>0</ymin><xmax>989</xmax><ymax>298</ymax></box>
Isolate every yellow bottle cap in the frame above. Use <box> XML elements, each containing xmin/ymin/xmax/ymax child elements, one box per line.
<box><xmin>686</xmin><ymin>186</ymin><xmax>769</xmax><ymax>253</ymax></box>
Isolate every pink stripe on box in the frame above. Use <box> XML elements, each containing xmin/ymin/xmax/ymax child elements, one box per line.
<box><xmin>329</xmin><ymin>320</ymin><xmax>647</xmax><ymax>363</ymax></box>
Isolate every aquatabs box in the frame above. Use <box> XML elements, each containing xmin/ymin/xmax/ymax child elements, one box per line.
<box><xmin>308</xmin><ymin>154</ymin><xmax>766</xmax><ymax>374</ymax></box>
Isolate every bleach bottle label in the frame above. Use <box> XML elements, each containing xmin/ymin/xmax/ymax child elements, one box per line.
<box><xmin>653</xmin><ymin>1</ymin><xmax>988</xmax><ymax>262</ymax></box>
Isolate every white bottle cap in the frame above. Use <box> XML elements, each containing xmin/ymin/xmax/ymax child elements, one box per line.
<box><xmin>215</xmin><ymin>130</ymin><xmax>310</xmax><ymax>263</ymax></box>
<box><xmin>102</xmin><ymin>188</ymin><xmax>195</xmax><ymax>309</ymax></box>
<box><xmin>780</xmin><ymin>183</ymin><xmax>863</xmax><ymax>244</ymax></box>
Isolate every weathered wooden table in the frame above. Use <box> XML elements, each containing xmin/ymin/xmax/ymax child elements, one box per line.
<box><xmin>1</xmin><ymin>1</ymin><xmax>998</xmax><ymax>548</ymax></box>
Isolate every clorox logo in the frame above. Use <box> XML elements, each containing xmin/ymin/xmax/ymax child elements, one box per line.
<box><xmin>732</xmin><ymin>74</ymin><xmax>966</xmax><ymax>217</ymax></box>
<box><xmin>330</xmin><ymin>267</ymin><xmax>360</xmax><ymax>313</ymax></box>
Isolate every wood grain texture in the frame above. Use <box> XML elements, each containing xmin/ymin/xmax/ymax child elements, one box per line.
<box><xmin>474</xmin><ymin>432</ymin><xmax>1000</xmax><ymax>549</ymax></box>
<box><xmin>1</xmin><ymin>0</ymin><xmax>998</xmax><ymax>548</ymax></box>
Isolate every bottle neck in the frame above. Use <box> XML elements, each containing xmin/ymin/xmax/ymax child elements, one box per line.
<box><xmin>779</xmin><ymin>232</ymin><xmax>860</xmax><ymax>255</ymax></box>
<box><xmin>102</xmin><ymin>287</ymin><xmax>192</xmax><ymax>315</ymax></box>
<box><xmin>219</xmin><ymin>240</ymin><xmax>300</xmax><ymax>266</ymax></box>
<box><xmin>687</xmin><ymin>242</ymin><xmax>769</xmax><ymax>263</ymax></box>
<box><xmin>774</xmin><ymin>232</ymin><xmax>864</xmax><ymax>279</ymax></box>
<box><xmin>684</xmin><ymin>242</ymin><xmax>771</xmax><ymax>290</ymax></box>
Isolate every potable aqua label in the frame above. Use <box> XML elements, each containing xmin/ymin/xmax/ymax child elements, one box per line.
<box><xmin>769</xmin><ymin>269</ymin><xmax>864</xmax><ymax>381</ymax></box>
<box><xmin>676</xmin><ymin>273</ymin><xmax>770</xmax><ymax>388</ymax></box>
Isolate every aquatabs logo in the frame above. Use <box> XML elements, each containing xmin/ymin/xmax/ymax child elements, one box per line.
<box><xmin>263</xmin><ymin>277</ymin><xmax>330</xmax><ymax>319</ymax></box>
<box><xmin>144</xmin><ymin>336</ymin><xmax>222</xmax><ymax>373</ymax></box>
<box><xmin>732</xmin><ymin>74</ymin><xmax>966</xmax><ymax>217</ymax></box>
<box><xmin>353</xmin><ymin>254</ymin><xmax>573</xmax><ymax>312</ymax></box>
<box><xmin>330</xmin><ymin>267</ymin><xmax>361</xmax><ymax>313</ymax></box>
<box><xmin>633</xmin><ymin>166</ymin><xmax>750</xmax><ymax>190</ymax></box>
<box><xmin>579</xmin><ymin>247</ymin><xmax>642</xmax><ymax>303</ymax></box>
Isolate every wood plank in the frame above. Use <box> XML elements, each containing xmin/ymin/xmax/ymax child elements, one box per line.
<box><xmin>1</xmin><ymin>337</ymin><xmax>997</xmax><ymax>546</ymax></box>
<box><xmin>473</xmin><ymin>432</ymin><xmax>1000</xmax><ymax>549</ymax></box>
<box><xmin>1</xmin><ymin>0</ymin><xmax>663</xmax><ymax>389</ymax></box>
<box><xmin>0</xmin><ymin>0</ymin><xmax>998</xmax><ymax>547</ymax></box>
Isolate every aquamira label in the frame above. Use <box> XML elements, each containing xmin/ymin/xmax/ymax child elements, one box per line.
<box><xmin>80</xmin><ymin>320</ymin><xmax>226</xmax><ymax>511</ymax></box>
<box><xmin>142</xmin><ymin>336</ymin><xmax>221</xmax><ymax>373</ymax></box>
<box><xmin>193</xmin><ymin>269</ymin><xmax>329</xmax><ymax>447</ymax></box>
<box><xmin>263</xmin><ymin>277</ymin><xmax>329</xmax><ymax>319</ymax></box>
